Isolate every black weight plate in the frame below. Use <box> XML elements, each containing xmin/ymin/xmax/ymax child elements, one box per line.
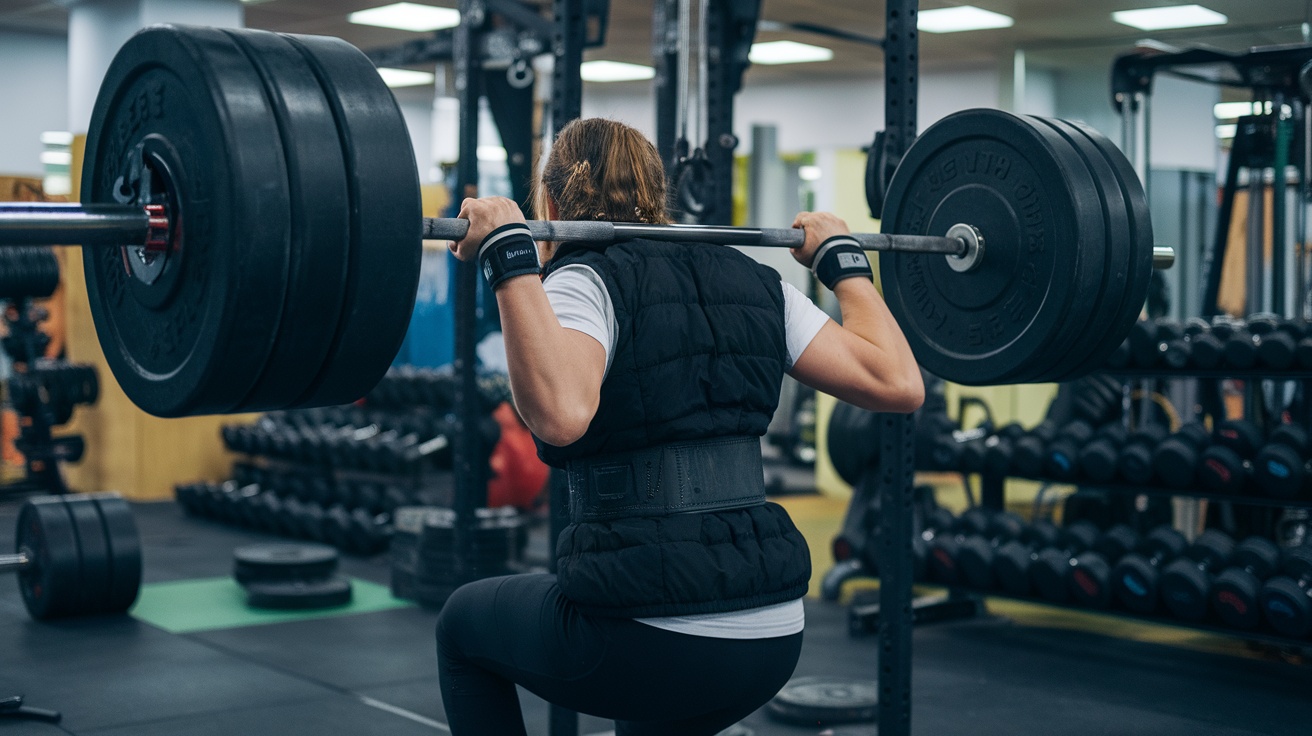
<box><xmin>827</xmin><ymin>402</ymin><xmax>880</xmax><ymax>487</ymax></box>
<box><xmin>93</xmin><ymin>492</ymin><xmax>142</xmax><ymax>616</ymax></box>
<box><xmin>234</xmin><ymin>542</ymin><xmax>339</xmax><ymax>584</ymax></box>
<box><xmin>1033</xmin><ymin>117</ymin><xmax>1131</xmax><ymax>382</ymax></box>
<box><xmin>766</xmin><ymin>676</ymin><xmax>878</xmax><ymax>726</ymax></box>
<box><xmin>1077</xmin><ymin>122</ymin><xmax>1155</xmax><ymax>372</ymax></box>
<box><xmin>280</xmin><ymin>33</ymin><xmax>422</xmax><ymax>408</ymax></box>
<box><xmin>82</xmin><ymin>25</ymin><xmax>291</xmax><ymax>417</ymax></box>
<box><xmin>15</xmin><ymin>497</ymin><xmax>81</xmax><ymax>620</ymax></box>
<box><xmin>220</xmin><ymin>29</ymin><xmax>351</xmax><ymax>412</ymax></box>
<box><xmin>63</xmin><ymin>496</ymin><xmax>113</xmax><ymax>616</ymax></box>
<box><xmin>880</xmin><ymin>109</ymin><xmax>1093</xmax><ymax>385</ymax></box>
<box><xmin>245</xmin><ymin>575</ymin><xmax>353</xmax><ymax>610</ymax></box>
<box><xmin>1002</xmin><ymin>116</ymin><xmax>1104</xmax><ymax>383</ymax></box>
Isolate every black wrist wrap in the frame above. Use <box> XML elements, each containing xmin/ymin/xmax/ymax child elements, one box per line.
<box><xmin>478</xmin><ymin>223</ymin><xmax>541</xmax><ymax>290</ymax></box>
<box><xmin>812</xmin><ymin>235</ymin><xmax>872</xmax><ymax>290</ymax></box>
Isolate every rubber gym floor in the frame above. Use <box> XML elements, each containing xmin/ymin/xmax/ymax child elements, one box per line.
<box><xmin>1</xmin><ymin>490</ymin><xmax>1310</xmax><ymax>736</ymax></box>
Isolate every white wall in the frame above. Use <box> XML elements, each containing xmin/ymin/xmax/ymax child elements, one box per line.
<box><xmin>0</xmin><ymin>31</ymin><xmax>69</xmax><ymax>176</ymax></box>
<box><xmin>582</xmin><ymin>65</ymin><xmax>1002</xmax><ymax>154</ymax></box>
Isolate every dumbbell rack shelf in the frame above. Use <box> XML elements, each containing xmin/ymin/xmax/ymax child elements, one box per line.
<box><xmin>856</xmin><ymin>584</ymin><xmax>1312</xmax><ymax>651</ymax></box>
<box><xmin>969</xmin><ymin>473</ymin><xmax>1312</xmax><ymax>511</ymax></box>
<box><xmin>1104</xmin><ymin>368</ymin><xmax>1312</xmax><ymax>379</ymax></box>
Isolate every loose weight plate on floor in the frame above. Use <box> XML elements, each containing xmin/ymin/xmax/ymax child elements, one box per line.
<box><xmin>81</xmin><ymin>25</ymin><xmax>293</xmax><ymax>417</ymax></box>
<box><xmin>233</xmin><ymin>543</ymin><xmax>339</xmax><ymax>584</ymax></box>
<box><xmin>880</xmin><ymin>109</ymin><xmax>1102</xmax><ymax>385</ymax></box>
<box><xmin>244</xmin><ymin>576</ymin><xmax>353</xmax><ymax>610</ymax></box>
<box><xmin>766</xmin><ymin>676</ymin><xmax>878</xmax><ymax>726</ymax></box>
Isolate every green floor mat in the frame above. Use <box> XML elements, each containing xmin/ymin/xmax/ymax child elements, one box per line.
<box><xmin>131</xmin><ymin>577</ymin><xmax>413</xmax><ymax>634</ymax></box>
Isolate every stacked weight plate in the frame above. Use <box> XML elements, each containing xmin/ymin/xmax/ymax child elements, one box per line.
<box><xmin>880</xmin><ymin>109</ymin><xmax>1153</xmax><ymax>385</ymax></box>
<box><xmin>389</xmin><ymin>506</ymin><xmax>524</xmax><ymax>607</ymax></box>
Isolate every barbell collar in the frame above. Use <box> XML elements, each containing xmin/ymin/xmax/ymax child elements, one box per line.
<box><xmin>0</xmin><ymin>552</ymin><xmax>31</xmax><ymax>574</ymax></box>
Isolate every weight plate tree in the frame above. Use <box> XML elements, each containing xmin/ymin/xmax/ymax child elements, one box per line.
<box><xmin>0</xmin><ymin>25</ymin><xmax>1173</xmax><ymax>418</ymax></box>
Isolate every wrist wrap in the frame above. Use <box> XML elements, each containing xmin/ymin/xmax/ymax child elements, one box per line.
<box><xmin>812</xmin><ymin>235</ymin><xmax>872</xmax><ymax>290</ymax></box>
<box><xmin>478</xmin><ymin>223</ymin><xmax>541</xmax><ymax>289</ymax></box>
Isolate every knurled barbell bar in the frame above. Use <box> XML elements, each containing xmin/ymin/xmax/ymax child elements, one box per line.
<box><xmin>0</xmin><ymin>492</ymin><xmax>142</xmax><ymax>621</ymax></box>
<box><xmin>0</xmin><ymin>24</ymin><xmax>1173</xmax><ymax>417</ymax></box>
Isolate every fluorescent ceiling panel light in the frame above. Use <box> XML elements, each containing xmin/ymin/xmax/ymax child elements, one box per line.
<box><xmin>40</xmin><ymin>131</ymin><xmax>73</xmax><ymax>146</ymax></box>
<box><xmin>748</xmin><ymin>40</ymin><xmax>833</xmax><ymax>65</ymax></box>
<box><xmin>917</xmin><ymin>6</ymin><xmax>1014</xmax><ymax>34</ymax></box>
<box><xmin>377</xmin><ymin>67</ymin><xmax>436</xmax><ymax>87</ymax></box>
<box><xmin>40</xmin><ymin>151</ymin><xmax>72</xmax><ymax>166</ymax></box>
<box><xmin>1213</xmin><ymin>101</ymin><xmax>1256</xmax><ymax>119</ymax></box>
<box><xmin>799</xmin><ymin>165</ymin><xmax>823</xmax><ymax>181</ymax></box>
<box><xmin>1112</xmin><ymin>4</ymin><xmax>1226</xmax><ymax>31</ymax></box>
<box><xmin>1215</xmin><ymin>124</ymin><xmax>1237</xmax><ymax>139</ymax></box>
<box><xmin>349</xmin><ymin>3</ymin><xmax>460</xmax><ymax>32</ymax></box>
<box><xmin>477</xmin><ymin>146</ymin><xmax>508</xmax><ymax>162</ymax></box>
<box><xmin>580</xmin><ymin>60</ymin><xmax>655</xmax><ymax>82</ymax></box>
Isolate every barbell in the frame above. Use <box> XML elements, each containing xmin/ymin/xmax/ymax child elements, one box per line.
<box><xmin>0</xmin><ymin>24</ymin><xmax>1171</xmax><ymax>416</ymax></box>
<box><xmin>0</xmin><ymin>492</ymin><xmax>142</xmax><ymax>620</ymax></box>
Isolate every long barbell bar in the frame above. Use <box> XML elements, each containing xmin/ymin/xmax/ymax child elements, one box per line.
<box><xmin>0</xmin><ymin>202</ymin><xmax>1175</xmax><ymax>269</ymax></box>
<box><xmin>0</xmin><ymin>552</ymin><xmax>30</xmax><ymax>574</ymax></box>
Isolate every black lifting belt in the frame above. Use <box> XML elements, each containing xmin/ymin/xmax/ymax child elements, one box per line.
<box><xmin>565</xmin><ymin>435</ymin><xmax>766</xmax><ymax>523</ymax></box>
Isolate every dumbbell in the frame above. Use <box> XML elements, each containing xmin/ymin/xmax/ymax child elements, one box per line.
<box><xmin>1210</xmin><ymin>536</ymin><xmax>1282</xmax><ymax>630</ymax></box>
<box><xmin>1150</xmin><ymin>422</ymin><xmax>1210</xmax><ymax>489</ymax></box>
<box><xmin>1197</xmin><ymin>419</ymin><xmax>1263</xmax><ymax>495</ymax></box>
<box><xmin>994</xmin><ymin>520</ymin><xmax>1100</xmax><ymax>597</ymax></box>
<box><xmin>1259</xmin><ymin>545</ymin><xmax>1312</xmax><ymax>637</ymax></box>
<box><xmin>1159</xmin><ymin>529</ymin><xmax>1236</xmax><ymax>621</ymax></box>
<box><xmin>1065</xmin><ymin>524</ymin><xmax>1141</xmax><ymax>608</ymax></box>
<box><xmin>1077</xmin><ymin>423</ymin><xmax>1130</xmax><ymax>483</ymax></box>
<box><xmin>904</xmin><ymin>507</ymin><xmax>959</xmax><ymax>581</ymax></box>
<box><xmin>958</xmin><ymin>518</ymin><xmax>1060</xmax><ymax>590</ymax></box>
<box><xmin>1190</xmin><ymin>317</ymin><xmax>1239</xmax><ymax>369</ymax></box>
<box><xmin>1011</xmin><ymin>421</ymin><xmax>1058</xmax><ymax>477</ymax></box>
<box><xmin>1255</xmin><ymin>318</ymin><xmax>1307</xmax><ymax>370</ymax></box>
<box><xmin>929</xmin><ymin>423</ymin><xmax>993</xmax><ymax>472</ymax></box>
<box><xmin>1110</xmin><ymin>525</ymin><xmax>1188</xmax><ymax>613</ymax></box>
<box><xmin>1116</xmin><ymin>424</ymin><xmax>1170</xmax><ymax>485</ymax></box>
<box><xmin>1252</xmin><ymin>423</ymin><xmax>1310</xmax><ymax>499</ymax></box>
<box><xmin>927</xmin><ymin>509</ymin><xmax>1020</xmax><ymax>585</ymax></box>
<box><xmin>982</xmin><ymin>422</ymin><xmax>1026</xmax><ymax>476</ymax></box>
<box><xmin>1044</xmin><ymin>421</ymin><xmax>1094</xmax><ymax>481</ymax></box>
<box><xmin>1222</xmin><ymin>318</ymin><xmax>1264</xmax><ymax>369</ymax></box>
<box><xmin>1129</xmin><ymin>319</ymin><xmax>1187</xmax><ymax>369</ymax></box>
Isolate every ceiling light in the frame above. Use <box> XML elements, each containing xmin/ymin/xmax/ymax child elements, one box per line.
<box><xmin>799</xmin><ymin>165</ymin><xmax>823</xmax><ymax>181</ymax></box>
<box><xmin>1112</xmin><ymin>5</ymin><xmax>1227</xmax><ymax>31</ymax></box>
<box><xmin>1215</xmin><ymin>124</ymin><xmax>1237</xmax><ymax>139</ymax></box>
<box><xmin>477</xmin><ymin>146</ymin><xmax>508</xmax><ymax>162</ymax></box>
<box><xmin>580</xmin><ymin>60</ymin><xmax>655</xmax><ymax>83</ymax></box>
<box><xmin>1214</xmin><ymin>101</ymin><xmax>1257</xmax><ymax>119</ymax></box>
<box><xmin>40</xmin><ymin>151</ymin><xmax>72</xmax><ymax>166</ymax></box>
<box><xmin>918</xmin><ymin>6</ymin><xmax>1014</xmax><ymax>34</ymax></box>
<box><xmin>349</xmin><ymin>3</ymin><xmax>460</xmax><ymax>33</ymax></box>
<box><xmin>748</xmin><ymin>40</ymin><xmax>833</xmax><ymax>65</ymax></box>
<box><xmin>40</xmin><ymin>131</ymin><xmax>73</xmax><ymax>146</ymax></box>
<box><xmin>377</xmin><ymin>67</ymin><xmax>436</xmax><ymax>88</ymax></box>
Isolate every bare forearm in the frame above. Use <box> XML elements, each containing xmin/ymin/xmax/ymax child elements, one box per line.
<box><xmin>833</xmin><ymin>277</ymin><xmax>919</xmax><ymax>372</ymax></box>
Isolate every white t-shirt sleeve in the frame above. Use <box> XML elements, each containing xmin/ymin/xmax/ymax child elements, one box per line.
<box><xmin>542</xmin><ymin>264</ymin><xmax>618</xmax><ymax>374</ymax></box>
<box><xmin>781</xmin><ymin>280</ymin><xmax>830</xmax><ymax>368</ymax></box>
<box><xmin>541</xmin><ymin>266</ymin><xmax>829</xmax><ymax>375</ymax></box>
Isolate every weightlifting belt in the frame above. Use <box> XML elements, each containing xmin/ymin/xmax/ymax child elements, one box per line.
<box><xmin>565</xmin><ymin>435</ymin><xmax>766</xmax><ymax>523</ymax></box>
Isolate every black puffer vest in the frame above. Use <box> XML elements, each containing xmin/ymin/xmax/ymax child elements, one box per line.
<box><xmin>535</xmin><ymin>239</ymin><xmax>812</xmax><ymax>617</ymax></box>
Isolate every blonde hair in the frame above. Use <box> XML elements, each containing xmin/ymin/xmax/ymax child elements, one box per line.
<box><xmin>534</xmin><ymin>119</ymin><xmax>671</xmax><ymax>254</ymax></box>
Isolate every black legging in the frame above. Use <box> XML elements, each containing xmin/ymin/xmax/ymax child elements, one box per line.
<box><xmin>436</xmin><ymin>573</ymin><xmax>803</xmax><ymax>736</ymax></box>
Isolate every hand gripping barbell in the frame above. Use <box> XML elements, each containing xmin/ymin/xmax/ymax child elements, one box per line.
<box><xmin>0</xmin><ymin>25</ymin><xmax>1173</xmax><ymax>417</ymax></box>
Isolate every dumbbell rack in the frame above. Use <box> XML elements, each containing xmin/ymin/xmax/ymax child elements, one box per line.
<box><xmin>1</xmin><ymin>297</ymin><xmax>89</xmax><ymax>498</ymax></box>
<box><xmin>914</xmin><ymin>365</ymin><xmax>1312</xmax><ymax>651</ymax></box>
